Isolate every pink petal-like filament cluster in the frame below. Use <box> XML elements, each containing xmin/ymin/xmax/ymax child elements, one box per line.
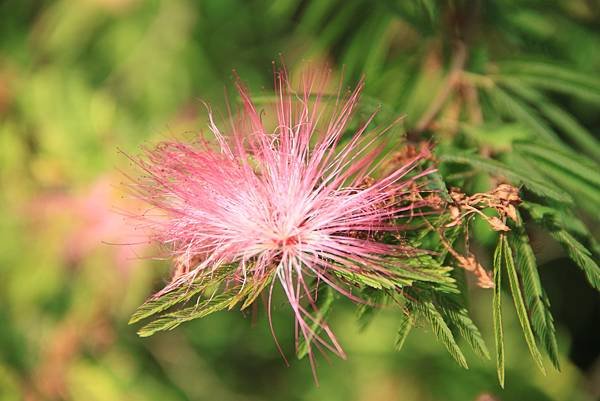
<box><xmin>132</xmin><ymin>69</ymin><xmax>432</xmax><ymax>374</ymax></box>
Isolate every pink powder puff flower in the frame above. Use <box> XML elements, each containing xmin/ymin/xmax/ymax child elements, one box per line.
<box><xmin>129</xmin><ymin>68</ymin><xmax>434</xmax><ymax>374</ymax></box>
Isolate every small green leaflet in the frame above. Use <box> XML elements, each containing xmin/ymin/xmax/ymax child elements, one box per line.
<box><xmin>436</xmin><ymin>297</ymin><xmax>490</xmax><ymax>360</ymax></box>
<box><xmin>496</xmin><ymin>60</ymin><xmax>600</xmax><ymax>105</ymax></box>
<box><xmin>129</xmin><ymin>263</ymin><xmax>237</xmax><ymax>325</ymax></box>
<box><xmin>522</xmin><ymin>201</ymin><xmax>600</xmax><ymax>291</ymax></box>
<box><xmin>502</xmin><ymin>235</ymin><xmax>546</xmax><ymax>374</ymax></box>
<box><xmin>129</xmin><ymin>264</ymin><xmax>274</xmax><ymax>337</ymax></box>
<box><xmin>513</xmin><ymin>141</ymin><xmax>600</xmax><ymax>216</ymax></box>
<box><xmin>297</xmin><ymin>285</ymin><xmax>337</xmax><ymax>359</ymax></box>
<box><xmin>552</xmin><ymin>231</ymin><xmax>600</xmax><ymax>291</ymax></box>
<box><xmin>439</xmin><ymin>152</ymin><xmax>571</xmax><ymax>204</ymax></box>
<box><xmin>414</xmin><ymin>300</ymin><xmax>468</xmax><ymax>369</ymax></box>
<box><xmin>137</xmin><ymin>289</ymin><xmax>241</xmax><ymax>337</ymax></box>
<box><xmin>508</xmin><ymin>218</ymin><xmax>560</xmax><ymax>369</ymax></box>
<box><xmin>493</xmin><ymin>237</ymin><xmax>505</xmax><ymax>388</ymax></box>
<box><xmin>394</xmin><ymin>308</ymin><xmax>414</xmax><ymax>352</ymax></box>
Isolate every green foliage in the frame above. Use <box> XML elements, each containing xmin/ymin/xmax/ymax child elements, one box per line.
<box><xmin>332</xmin><ymin>256</ymin><xmax>458</xmax><ymax>292</ymax></box>
<box><xmin>2</xmin><ymin>0</ymin><xmax>600</xmax><ymax>399</ymax></box>
<box><xmin>497</xmin><ymin>61</ymin><xmax>600</xmax><ymax>105</ymax></box>
<box><xmin>414</xmin><ymin>300</ymin><xmax>469</xmax><ymax>369</ymax></box>
<box><xmin>355</xmin><ymin>287</ymin><xmax>386</xmax><ymax>330</ymax></box>
<box><xmin>122</xmin><ymin>0</ymin><xmax>600</xmax><ymax>390</ymax></box>
<box><xmin>297</xmin><ymin>285</ymin><xmax>337</xmax><ymax>359</ymax></box>
<box><xmin>129</xmin><ymin>260</ymin><xmax>267</xmax><ymax>335</ymax></box>
<box><xmin>522</xmin><ymin>202</ymin><xmax>600</xmax><ymax>290</ymax></box>
<box><xmin>552</xmin><ymin>231</ymin><xmax>600</xmax><ymax>291</ymax></box>
<box><xmin>513</xmin><ymin>142</ymin><xmax>600</xmax><ymax>215</ymax></box>
<box><xmin>436</xmin><ymin>298</ymin><xmax>490</xmax><ymax>360</ymax></box>
<box><xmin>129</xmin><ymin>264</ymin><xmax>237</xmax><ymax>324</ymax></box>
<box><xmin>394</xmin><ymin>309</ymin><xmax>414</xmax><ymax>352</ymax></box>
<box><xmin>132</xmin><ymin>271</ymin><xmax>275</xmax><ymax>337</ymax></box>
<box><xmin>501</xmin><ymin>235</ymin><xmax>546</xmax><ymax>374</ymax></box>
<box><xmin>137</xmin><ymin>288</ymin><xmax>243</xmax><ymax>337</ymax></box>
<box><xmin>493</xmin><ymin>238</ymin><xmax>505</xmax><ymax>388</ymax></box>
<box><xmin>507</xmin><ymin>220</ymin><xmax>560</xmax><ymax>369</ymax></box>
<box><xmin>485</xmin><ymin>84</ymin><xmax>561</xmax><ymax>144</ymax></box>
<box><xmin>440</xmin><ymin>152</ymin><xmax>571</xmax><ymax>203</ymax></box>
<box><xmin>394</xmin><ymin>276</ymin><xmax>488</xmax><ymax>370</ymax></box>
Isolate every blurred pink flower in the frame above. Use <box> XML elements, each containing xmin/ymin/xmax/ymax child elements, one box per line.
<box><xmin>29</xmin><ymin>176</ymin><xmax>149</xmax><ymax>274</ymax></box>
<box><xmin>130</xmin><ymin>69</ymin><xmax>432</xmax><ymax>368</ymax></box>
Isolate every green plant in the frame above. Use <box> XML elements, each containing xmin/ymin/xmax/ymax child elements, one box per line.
<box><xmin>128</xmin><ymin>0</ymin><xmax>600</xmax><ymax>388</ymax></box>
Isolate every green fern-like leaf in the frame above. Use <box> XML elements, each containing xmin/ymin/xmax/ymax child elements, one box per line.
<box><xmin>415</xmin><ymin>300</ymin><xmax>468</xmax><ymax>369</ymax></box>
<box><xmin>394</xmin><ymin>308</ymin><xmax>415</xmax><ymax>352</ymax></box>
<box><xmin>386</xmin><ymin>256</ymin><xmax>458</xmax><ymax>291</ymax></box>
<box><xmin>493</xmin><ymin>237</ymin><xmax>505</xmax><ymax>388</ymax></box>
<box><xmin>521</xmin><ymin>202</ymin><xmax>595</xmax><ymax>245</ymax></box>
<box><xmin>129</xmin><ymin>264</ymin><xmax>236</xmax><ymax>324</ymax></box>
<box><xmin>521</xmin><ymin>202</ymin><xmax>600</xmax><ymax>290</ymax></box>
<box><xmin>502</xmin><ymin>235</ymin><xmax>546</xmax><ymax>374</ymax></box>
<box><xmin>485</xmin><ymin>84</ymin><xmax>560</xmax><ymax>144</ymax></box>
<box><xmin>356</xmin><ymin>287</ymin><xmax>387</xmax><ymax>331</ymax></box>
<box><xmin>508</xmin><ymin>220</ymin><xmax>560</xmax><ymax>369</ymax></box>
<box><xmin>498</xmin><ymin>78</ymin><xmax>600</xmax><ymax>159</ymax></box>
<box><xmin>534</xmin><ymin>101</ymin><xmax>600</xmax><ymax>160</ymax></box>
<box><xmin>297</xmin><ymin>285</ymin><xmax>337</xmax><ymax>359</ymax></box>
<box><xmin>334</xmin><ymin>268</ymin><xmax>413</xmax><ymax>289</ymax></box>
<box><xmin>497</xmin><ymin>61</ymin><xmax>600</xmax><ymax>105</ymax></box>
<box><xmin>436</xmin><ymin>297</ymin><xmax>490</xmax><ymax>360</ymax></box>
<box><xmin>513</xmin><ymin>142</ymin><xmax>600</xmax><ymax>187</ymax></box>
<box><xmin>137</xmin><ymin>289</ymin><xmax>241</xmax><ymax>337</ymax></box>
<box><xmin>440</xmin><ymin>152</ymin><xmax>571</xmax><ymax>203</ymax></box>
<box><xmin>552</xmin><ymin>231</ymin><xmax>600</xmax><ymax>291</ymax></box>
<box><xmin>335</xmin><ymin>256</ymin><xmax>457</xmax><ymax>292</ymax></box>
<box><xmin>513</xmin><ymin>142</ymin><xmax>600</xmax><ymax>214</ymax></box>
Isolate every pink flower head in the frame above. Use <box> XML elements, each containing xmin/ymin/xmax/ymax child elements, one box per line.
<box><xmin>130</xmin><ymin>68</ymin><xmax>433</xmax><ymax>372</ymax></box>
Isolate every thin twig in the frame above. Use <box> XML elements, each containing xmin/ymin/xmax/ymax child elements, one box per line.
<box><xmin>414</xmin><ymin>42</ymin><xmax>468</xmax><ymax>133</ymax></box>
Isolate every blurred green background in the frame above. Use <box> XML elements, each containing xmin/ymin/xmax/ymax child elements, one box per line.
<box><xmin>0</xmin><ymin>1</ymin><xmax>598</xmax><ymax>400</ymax></box>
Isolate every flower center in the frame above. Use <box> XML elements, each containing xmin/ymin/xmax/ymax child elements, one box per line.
<box><xmin>273</xmin><ymin>235</ymin><xmax>299</xmax><ymax>248</ymax></box>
